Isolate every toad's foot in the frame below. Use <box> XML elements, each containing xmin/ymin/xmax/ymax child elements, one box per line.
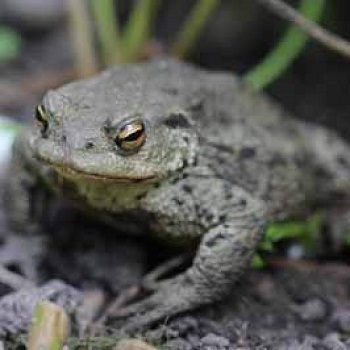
<box><xmin>109</xmin><ymin>273</ymin><xmax>207</xmax><ymax>332</ymax></box>
<box><xmin>111</xmin><ymin>213</ymin><xmax>266</xmax><ymax>331</ymax></box>
<box><xmin>111</xmin><ymin>180</ymin><xmax>267</xmax><ymax>332</ymax></box>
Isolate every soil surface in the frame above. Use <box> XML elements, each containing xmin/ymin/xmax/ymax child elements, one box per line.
<box><xmin>150</xmin><ymin>264</ymin><xmax>350</xmax><ymax>349</ymax></box>
<box><xmin>1</xmin><ymin>199</ymin><xmax>350</xmax><ymax>349</ymax></box>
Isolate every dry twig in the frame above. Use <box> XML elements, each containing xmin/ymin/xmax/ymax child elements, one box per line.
<box><xmin>0</xmin><ymin>264</ymin><xmax>35</xmax><ymax>290</ymax></box>
<box><xmin>66</xmin><ymin>0</ymin><xmax>98</xmax><ymax>77</ymax></box>
<box><xmin>254</xmin><ymin>0</ymin><xmax>350</xmax><ymax>60</ymax></box>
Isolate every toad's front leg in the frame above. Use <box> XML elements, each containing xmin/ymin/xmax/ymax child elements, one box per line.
<box><xmin>113</xmin><ymin>178</ymin><xmax>267</xmax><ymax>331</ymax></box>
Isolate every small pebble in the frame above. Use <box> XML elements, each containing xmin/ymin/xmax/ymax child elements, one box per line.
<box><xmin>296</xmin><ymin>298</ymin><xmax>327</xmax><ymax>322</ymax></box>
<box><xmin>187</xmin><ymin>334</ymin><xmax>201</xmax><ymax>349</ymax></box>
<box><xmin>169</xmin><ymin>316</ymin><xmax>199</xmax><ymax>336</ymax></box>
<box><xmin>200</xmin><ymin>333</ymin><xmax>230</xmax><ymax>348</ymax></box>
<box><xmin>331</xmin><ymin>309</ymin><xmax>350</xmax><ymax>333</ymax></box>
<box><xmin>0</xmin><ymin>280</ymin><xmax>81</xmax><ymax>337</ymax></box>
<box><xmin>279</xmin><ymin>339</ymin><xmax>305</xmax><ymax>350</ymax></box>
<box><xmin>165</xmin><ymin>339</ymin><xmax>192</xmax><ymax>350</ymax></box>
<box><xmin>287</xmin><ymin>244</ymin><xmax>306</xmax><ymax>260</ymax></box>
<box><xmin>114</xmin><ymin>339</ymin><xmax>157</xmax><ymax>350</ymax></box>
<box><xmin>254</xmin><ymin>275</ymin><xmax>275</xmax><ymax>303</ymax></box>
<box><xmin>322</xmin><ymin>333</ymin><xmax>347</xmax><ymax>350</ymax></box>
<box><xmin>300</xmin><ymin>335</ymin><xmax>321</xmax><ymax>350</ymax></box>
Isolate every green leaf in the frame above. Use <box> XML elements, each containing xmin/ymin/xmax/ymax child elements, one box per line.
<box><xmin>122</xmin><ymin>0</ymin><xmax>159</xmax><ymax>62</ymax></box>
<box><xmin>251</xmin><ymin>254</ymin><xmax>265</xmax><ymax>268</ymax></box>
<box><xmin>89</xmin><ymin>0</ymin><xmax>123</xmax><ymax>65</ymax></box>
<box><xmin>258</xmin><ymin>240</ymin><xmax>274</xmax><ymax>252</ymax></box>
<box><xmin>266</xmin><ymin>221</ymin><xmax>308</xmax><ymax>242</ymax></box>
<box><xmin>344</xmin><ymin>232</ymin><xmax>350</xmax><ymax>246</ymax></box>
<box><xmin>244</xmin><ymin>0</ymin><xmax>326</xmax><ymax>90</ymax></box>
<box><xmin>171</xmin><ymin>0</ymin><xmax>219</xmax><ymax>58</ymax></box>
<box><xmin>0</xmin><ymin>26</ymin><xmax>21</xmax><ymax>63</ymax></box>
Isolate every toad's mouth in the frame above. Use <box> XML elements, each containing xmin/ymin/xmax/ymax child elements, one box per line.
<box><xmin>42</xmin><ymin>159</ymin><xmax>158</xmax><ymax>184</ymax></box>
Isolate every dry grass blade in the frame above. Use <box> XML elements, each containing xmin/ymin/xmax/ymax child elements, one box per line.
<box><xmin>0</xmin><ymin>264</ymin><xmax>35</xmax><ymax>290</ymax></box>
<box><xmin>66</xmin><ymin>0</ymin><xmax>98</xmax><ymax>77</ymax></box>
<box><xmin>27</xmin><ymin>301</ymin><xmax>70</xmax><ymax>350</ymax></box>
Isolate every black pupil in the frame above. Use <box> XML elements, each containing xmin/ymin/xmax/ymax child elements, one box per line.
<box><xmin>35</xmin><ymin>105</ymin><xmax>49</xmax><ymax>136</ymax></box>
<box><xmin>36</xmin><ymin>106</ymin><xmax>46</xmax><ymax>123</ymax></box>
<box><xmin>122</xmin><ymin>128</ymin><xmax>143</xmax><ymax>142</ymax></box>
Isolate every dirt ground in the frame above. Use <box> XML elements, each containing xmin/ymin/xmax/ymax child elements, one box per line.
<box><xmin>0</xmin><ymin>198</ymin><xmax>350</xmax><ymax>349</ymax></box>
<box><xmin>151</xmin><ymin>265</ymin><xmax>350</xmax><ymax>349</ymax></box>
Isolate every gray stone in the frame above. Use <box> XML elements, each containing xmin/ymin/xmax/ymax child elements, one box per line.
<box><xmin>332</xmin><ymin>309</ymin><xmax>350</xmax><ymax>333</ymax></box>
<box><xmin>322</xmin><ymin>333</ymin><xmax>347</xmax><ymax>350</ymax></box>
<box><xmin>0</xmin><ymin>279</ymin><xmax>81</xmax><ymax>337</ymax></box>
<box><xmin>296</xmin><ymin>298</ymin><xmax>327</xmax><ymax>322</ymax></box>
<box><xmin>200</xmin><ymin>333</ymin><xmax>230</xmax><ymax>348</ymax></box>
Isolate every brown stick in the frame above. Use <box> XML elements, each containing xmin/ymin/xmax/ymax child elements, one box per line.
<box><xmin>254</xmin><ymin>0</ymin><xmax>350</xmax><ymax>60</ymax></box>
<box><xmin>66</xmin><ymin>0</ymin><xmax>98</xmax><ymax>78</ymax></box>
<box><xmin>0</xmin><ymin>265</ymin><xmax>35</xmax><ymax>290</ymax></box>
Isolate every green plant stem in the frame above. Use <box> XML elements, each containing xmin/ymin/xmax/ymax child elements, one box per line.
<box><xmin>0</xmin><ymin>26</ymin><xmax>21</xmax><ymax>63</ymax></box>
<box><xmin>244</xmin><ymin>0</ymin><xmax>325</xmax><ymax>91</ymax></box>
<box><xmin>67</xmin><ymin>0</ymin><xmax>98</xmax><ymax>77</ymax></box>
<box><xmin>122</xmin><ymin>0</ymin><xmax>159</xmax><ymax>62</ymax></box>
<box><xmin>171</xmin><ymin>0</ymin><xmax>219</xmax><ymax>59</ymax></box>
<box><xmin>89</xmin><ymin>0</ymin><xmax>123</xmax><ymax>65</ymax></box>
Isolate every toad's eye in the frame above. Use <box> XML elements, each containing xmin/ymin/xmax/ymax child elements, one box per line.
<box><xmin>35</xmin><ymin>104</ymin><xmax>49</xmax><ymax>136</ymax></box>
<box><xmin>114</xmin><ymin>119</ymin><xmax>146</xmax><ymax>152</ymax></box>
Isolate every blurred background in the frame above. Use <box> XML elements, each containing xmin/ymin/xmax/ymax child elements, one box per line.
<box><xmin>0</xmin><ymin>0</ymin><xmax>350</xmax><ymax>139</ymax></box>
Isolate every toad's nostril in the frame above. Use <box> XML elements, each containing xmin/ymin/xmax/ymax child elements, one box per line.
<box><xmin>85</xmin><ymin>141</ymin><xmax>95</xmax><ymax>149</ymax></box>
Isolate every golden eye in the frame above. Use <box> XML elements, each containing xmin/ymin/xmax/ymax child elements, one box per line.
<box><xmin>114</xmin><ymin>119</ymin><xmax>146</xmax><ymax>152</ymax></box>
<box><xmin>35</xmin><ymin>104</ymin><xmax>49</xmax><ymax>135</ymax></box>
